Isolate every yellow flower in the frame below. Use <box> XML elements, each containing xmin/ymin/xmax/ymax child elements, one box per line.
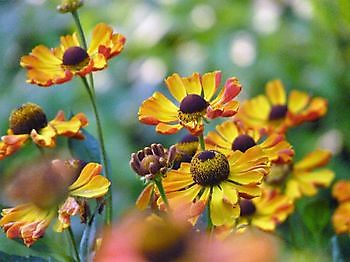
<box><xmin>237</xmin><ymin>189</ymin><xmax>294</xmax><ymax>231</ymax></box>
<box><xmin>0</xmin><ymin>103</ymin><xmax>88</xmax><ymax>160</ymax></box>
<box><xmin>206</xmin><ymin>120</ymin><xmax>294</xmax><ymax>163</ymax></box>
<box><xmin>0</xmin><ymin>161</ymin><xmax>110</xmax><ymax>247</ymax></box>
<box><xmin>20</xmin><ymin>23</ymin><xmax>125</xmax><ymax>87</ymax></box>
<box><xmin>138</xmin><ymin>71</ymin><xmax>241</xmax><ymax>135</ymax></box>
<box><xmin>332</xmin><ymin>180</ymin><xmax>350</xmax><ymax>235</ymax></box>
<box><xmin>236</xmin><ymin>80</ymin><xmax>328</xmax><ymax>134</ymax></box>
<box><xmin>160</xmin><ymin>148</ymin><xmax>270</xmax><ymax>227</ymax></box>
<box><xmin>266</xmin><ymin>149</ymin><xmax>334</xmax><ymax>200</ymax></box>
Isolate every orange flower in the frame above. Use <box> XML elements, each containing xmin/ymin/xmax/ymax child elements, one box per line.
<box><xmin>0</xmin><ymin>103</ymin><xmax>88</xmax><ymax>160</ymax></box>
<box><xmin>332</xmin><ymin>181</ymin><xmax>350</xmax><ymax>235</ymax></box>
<box><xmin>206</xmin><ymin>120</ymin><xmax>294</xmax><ymax>163</ymax></box>
<box><xmin>138</xmin><ymin>71</ymin><xmax>241</xmax><ymax>135</ymax></box>
<box><xmin>237</xmin><ymin>189</ymin><xmax>294</xmax><ymax>231</ymax></box>
<box><xmin>265</xmin><ymin>149</ymin><xmax>334</xmax><ymax>200</ymax></box>
<box><xmin>159</xmin><ymin>148</ymin><xmax>270</xmax><ymax>227</ymax></box>
<box><xmin>236</xmin><ymin>80</ymin><xmax>328</xmax><ymax>134</ymax></box>
<box><xmin>20</xmin><ymin>23</ymin><xmax>125</xmax><ymax>87</ymax></box>
<box><xmin>0</xmin><ymin>161</ymin><xmax>110</xmax><ymax>246</ymax></box>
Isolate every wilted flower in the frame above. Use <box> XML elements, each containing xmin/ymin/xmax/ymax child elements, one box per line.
<box><xmin>139</xmin><ymin>71</ymin><xmax>241</xmax><ymax>135</ymax></box>
<box><xmin>20</xmin><ymin>23</ymin><xmax>125</xmax><ymax>87</ymax></box>
<box><xmin>236</xmin><ymin>80</ymin><xmax>328</xmax><ymax>134</ymax></box>
<box><xmin>0</xmin><ymin>103</ymin><xmax>87</xmax><ymax>160</ymax></box>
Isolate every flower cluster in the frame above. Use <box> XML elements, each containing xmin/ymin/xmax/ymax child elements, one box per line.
<box><xmin>133</xmin><ymin>72</ymin><xmax>333</xmax><ymax>234</ymax></box>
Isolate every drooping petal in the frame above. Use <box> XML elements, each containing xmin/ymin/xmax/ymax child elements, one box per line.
<box><xmin>49</xmin><ymin>111</ymin><xmax>88</xmax><ymax>139</ymax></box>
<box><xmin>210</xmin><ymin>186</ymin><xmax>240</xmax><ymax>226</ymax></box>
<box><xmin>0</xmin><ymin>204</ymin><xmax>55</xmax><ymax>247</ymax></box>
<box><xmin>0</xmin><ymin>134</ymin><xmax>29</xmax><ymax>159</ymax></box>
<box><xmin>88</xmin><ymin>23</ymin><xmax>113</xmax><ymax>55</ymax></box>
<box><xmin>136</xmin><ymin>184</ymin><xmax>154</xmax><ymax>210</ymax></box>
<box><xmin>69</xmin><ymin>163</ymin><xmax>110</xmax><ymax>198</ymax></box>
<box><xmin>54</xmin><ymin>197</ymin><xmax>80</xmax><ymax>232</ymax></box>
<box><xmin>30</xmin><ymin>126</ymin><xmax>57</xmax><ymax>147</ymax></box>
<box><xmin>156</xmin><ymin>123</ymin><xmax>183</xmax><ymax>135</ymax></box>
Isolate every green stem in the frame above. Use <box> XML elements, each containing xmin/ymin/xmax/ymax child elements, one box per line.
<box><xmin>199</xmin><ymin>133</ymin><xmax>205</xmax><ymax>151</ymax></box>
<box><xmin>207</xmin><ymin>189</ymin><xmax>213</xmax><ymax>232</ymax></box>
<box><xmin>154</xmin><ymin>177</ymin><xmax>169</xmax><ymax>208</ymax></box>
<box><xmin>71</xmin><ymin>10</ymin><xmax>87</xmax><ymax>50</ymax></box>
<box><xmin>68</xmin><ymin>227</ymin><xmax>80</xmax><ymax>262</ymax></box>
<box><xmin>81</xmin><ymin>77</ymin><xmax>112</xmax><ymax>225</ymax></box>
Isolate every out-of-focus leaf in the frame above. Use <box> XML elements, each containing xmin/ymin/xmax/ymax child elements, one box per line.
<box><xmin>0</xmin><ymin>251</ymin><xmax>47</xmax><ymax>262</ymax></box>
<box><xmin>300</xmin><ymin>199</ymin><xmax>330</xmax><ymax>236</ymax></box>
<box><xmin>79</xmin><ymin>214</ymin><xmax>97</xmax><ymax>262</ymax></box>
<box><xmin>68</xmin><ymin>129</ymin><xmax>101</xmax><ymax>164</ymax></box>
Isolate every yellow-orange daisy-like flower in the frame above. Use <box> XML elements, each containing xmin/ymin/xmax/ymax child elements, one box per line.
<box><xmin>160</xmin><ymin>148</ymin><xmax>270</xmax><ymax>227</ymax></box>
<box><xmin>0</xmin><ymin>161</ymin><xmax>110</xmax><ymax>247</ymax></box>
<box><xmin>0</xmin><ymin>103</ymin><xmax>88</xmax><ymax>160</ymax></box>
<box><xmin>332</xmin><ymin>181</ymin><xmax>350</xmax><ymax>234</ymax></box>
<box><xmin>265</xmin><ymin>149</ymin><xmax>334</xmax><ymax>200</ymax></box>
<box><xmin>236</xmin><ymin>80</ymin><xmax>328</xmax><ymax>134</ymax></box>
<box><xmin>237</xmin><ymin>189</ymin><xmax>294</xmax><ymax>231</ymax></box>
<box><xmin>138</xmin><ymin>71</ymin><xmax>242</xmax><ymax>135</ymax></box>
<box><xmin>20</xmin><ymin>23</ymin><xmax>125</xmax><ymax>87</ymax></box>
<box><xmin>205</xmin><ymin>120</ymin><xmax>294</xmax><ymax>163</ymax></box>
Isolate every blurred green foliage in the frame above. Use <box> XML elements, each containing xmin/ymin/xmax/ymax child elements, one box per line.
<box><xmin>0</xmin><ymin>0</ymin><xmax>349</xmax><ymax>260</ymax></box>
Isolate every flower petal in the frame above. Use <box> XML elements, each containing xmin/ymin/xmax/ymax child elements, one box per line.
<box><xmin>287</xmin><ymin>90</ymin><xmax>310</xmax><ymax>114</ymax></box>
<box><xmin>266</xmin><ymin>80</ymin><xmax>286</xmax><ymax>105</ymax></box>
<box><xmin>294</xmin><ymin>149</ymin><xmax>331</xmax><ymax>171</ymax></box>
<box><xmin>136</xmin><ymin>184</ymin><xmax>154</xmax><ymax>210</ymax></box>
<box><xmin>202</xmin><ymin>71</ymin><xmax>221</xmax><ymax>101</ymax></box>
<box><xmin>182</xmin><ymin>72</ymin><xmax>202</xmax><ymax>95</ymax></box>
<box><xmin>138</xmin><ymin>92</ymin><xmax>179</xmax><ymax>125</ymax></box>
<box><xmin>165</xmin><ymin>73</ymin><xmax>187</xmax><ymax>102</ymax></box>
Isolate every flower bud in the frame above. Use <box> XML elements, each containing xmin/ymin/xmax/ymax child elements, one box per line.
<box><xmin>57</xmin><ymin>0</ymin><xmax>83</xmax><ymax>13</ymax></box>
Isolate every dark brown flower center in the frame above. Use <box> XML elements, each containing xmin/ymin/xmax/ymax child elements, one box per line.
<box><xmin>231</xmin><ymin>134</ymin><xmax>256</xmax><ymax>152</ymax></box>
<box><xmin>179</xmin><ymin>94</ymin><xmax>209</xmax><ymax>114</ymax></box>
<box><xmin>62</xmin><ymin>46</ymin><xmax>89</xmax><ymax>66</ymax></box>
<box><xmin>239</xmin><ymin>199</ymin><xmax>256</xmax><ymax>217</ymax></box>
<box><xmin>9</xmin><ymin>103</ymin><xmax>48</xmax><ymax>135</ymax></box>
<box><xmin>268</xmin><ymin>105</ymin><xmax>288</xmax><ymax>121</ymax></box>
<box><xmin>190</xmin><ymin>150</ymin><xmax>230</xmax><ymax>186</ymax></box>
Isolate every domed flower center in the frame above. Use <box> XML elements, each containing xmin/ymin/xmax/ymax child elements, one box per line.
<box><xmin>9</xmin><ymin>103</ymin><xmax>48</xmax><ymax>135</ymax></box>
<box><xmin>179</xmin><ymin>94</ymin><xmax>209</xmax><ymax>114</ymax></box>
<box><xmin>239</xmin><ymin>199</ymin><xmax>256</xmax><ymax>217</ymax></box>
<box><xmin>231</xmin><ymin>134</ymin><xmax>256</xmax><ymax>152</ymax></box>
<box><xmin>190</xmin><ymin>150</ymin><xmax>230</xmax><ymax>186</ymax></box>
<box><xmin>268</xmin><ymin>105</ymin><xmax>288</xmax><ymax>121</ymax></box>
<box><xmin>62</xmin><ymin>46</ymin><xmax>89</xmax><ymax>68</ymax></box>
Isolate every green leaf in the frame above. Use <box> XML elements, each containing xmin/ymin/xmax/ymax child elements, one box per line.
<box><xmin>0</xmin><ymin>251</ymin><xmax>47</xmax><ymax>262</ymax></box>
<box><xmin>68</xmin><ymin>129</ymin><xmax>101</xmax><ymax>164</ymax></box>
<box><xmin>300</xmin><ymin>199</ymin><xmax>331</xmax><ymax>234</ymax></box>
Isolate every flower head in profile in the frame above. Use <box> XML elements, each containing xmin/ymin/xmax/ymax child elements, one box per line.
<box><xmin>130</xmin><ymin>144</ymin><xmax>176</xmax><ymax>210</ymax></box>
<box><xmin>0</xmin><ymin>103</ymin><xmax>88</xmax><ymax>160</ymax></box>
<box><xmin>237</xmin><ymin>189</ymin><xmax>294</xmax><ymax>232</ymax></box>
<box><xmin>206</xmin><ymin>120</ymin><xmax>294</xmax><ymax>163</ymax></box>
<box><xmin>332</xmin><ymin>180</ymin><xmax>350</xmax><ymax>235</ymax></box>
<box><xmin>236</xmin><ymin>80</ymin><xmax>328</xmax><ymax>134</ymax></box>
<box><xmin>160</xmin><ymin>148</ymin><xmax>270</xmax><ymax>227</ymax></box>
<box><xmin>139</xmin><ymin>71</ymin><xmax>242</xmax><ymax>135</ymax></box>
<box><xmin>20</xmin><ymin>23</ymin><xmax>125</xmax><ymax>87</ymax></box>
<box><xmin>265</xmin><ymin>149</ymin><xmax>334</xmax><ymax>200</ymax></box>
<box><xmin>0</xmin><ymin>159</ymin><xmax>110</xmax><ymax>246</ymax></box>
